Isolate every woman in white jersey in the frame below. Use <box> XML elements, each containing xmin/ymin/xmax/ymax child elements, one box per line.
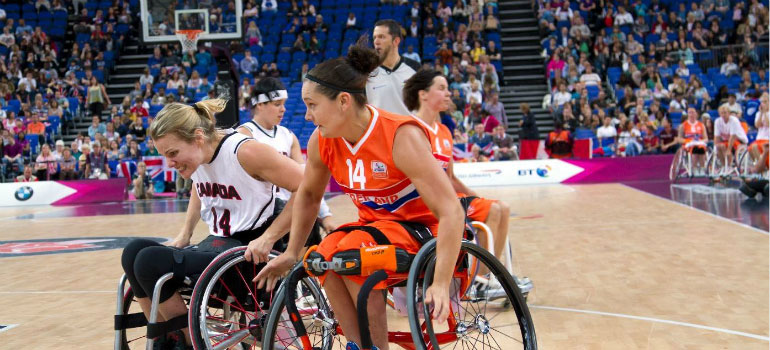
<box><xmin>120</xmin><ymin>98</ymin><xmax>304</xmax><ymax>349</ymax></box>
<box><xmin>237</xmin><ymin>77</ymin><xmax>336</xmax><ymax>233</ymax></box>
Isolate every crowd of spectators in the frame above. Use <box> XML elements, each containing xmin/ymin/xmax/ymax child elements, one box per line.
<box><xmin>536</xmin><ymin>0</ymin><xmax>769</xmax><ymax>158</ymax></box>
<box><xmin>0</xmin><ymin>0</ymin><xmax>139</xmax><ymax>182</ymax></box>
<box><xmin>121</xmin><ymin>0</ymin><xmax>511</xmax><ymax>162</ymax></box>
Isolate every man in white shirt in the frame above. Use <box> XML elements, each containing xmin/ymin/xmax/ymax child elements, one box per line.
<box><xmin>720</xmin><ymin>54</ymin><xmax>739</xmax><ymax>76</ymax></box>
<box><xmin>714</xmin><ymin>105</ymin><xmax>749</xmax><ymax>169</ymax></box>
<box><xmin>579</xmin><ymin>64</ymin><xmax>602</xmax><ymax>87</ymax></box>
<box><xmin>261</xmin><ymin>0</ymin><xmax>277</xmax><ymax>13</ymax></box>
<box><xmin>239</xmin><ymin>50</ymin><xmax>258</xmax><ymax>75</ymax></box>
<box><xmin>596</xmin><ymin>116</ymin><xmax>618</xmax><ymax>144</ymax></box>
<box><xmin>365</xmin><ymin>19</ymin><xmax>420</xmax><ymax>116</ymax></box>
<box><xmin>614</xmin><ymin>6</ymin><xmax>635</xmax><ymax>26</ymax></box>
<box><xmin>402</xmin><ymin>45</ymin><xmax>421</xmax><ymax>63</ymax></box>
<box><xmin>552</xmin><ymin>82</ymin><xmax>572</xmax><ymax>107</ymax></box>
<box><xmin>669</xmin><ymin>94</ymin><xmax>687</xmax><ymax>113</ymax></box>
<box><xmin>721</xmin><ymin>94</ymin><xmax>742</xmax><ymax>117</ymax></box>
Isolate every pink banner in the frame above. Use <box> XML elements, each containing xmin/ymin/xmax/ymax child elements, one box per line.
<box><xmin>52</xmin><ymin>179</ymin><xmax>126</xmax><ymax>205</ymax></box>
<box><xmin>562</xmin><ymin>154</ymin><xmax>675</xmax><ymax>183</ymax></box>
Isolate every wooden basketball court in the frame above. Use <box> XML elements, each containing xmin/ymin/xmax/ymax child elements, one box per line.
<box><xmin>0</xmin><ymin>183</ymin><xmax>767</xmax><ymax>349</ymax></box>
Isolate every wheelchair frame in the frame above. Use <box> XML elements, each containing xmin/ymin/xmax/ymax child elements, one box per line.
<box><xmin>262</xmin><ymin>239</ymin><xmax>537</xmax><ymax>350</ymax></box>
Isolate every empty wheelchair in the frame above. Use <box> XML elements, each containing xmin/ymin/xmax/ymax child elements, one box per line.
<box><xmin>115</xmin><ymin>246</ymin><xmax>329</xmax><ymax>350</ymax></box>
<box><xmin>260</xmin><ymin>229</ymin><xmax>537</xmax><ymax>350</ymax></box>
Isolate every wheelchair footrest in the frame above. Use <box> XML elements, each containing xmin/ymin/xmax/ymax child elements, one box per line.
<box><xmin>114</xmin><ymin>312</ymin><xmax>148</xmax><ymax>330</ymax></box>
<box><xmin>147</xmin><ymin>314</ymin><xmax>188</xmax><ymax>339</ymax></box>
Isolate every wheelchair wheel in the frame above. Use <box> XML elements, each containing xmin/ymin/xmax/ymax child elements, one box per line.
<box><xmin>407</xmin><ymin>240</ymin><xmax>537</xmax><ymax>350</ymax></box>
<box><xmin>119</xmin><ymin>288</ymin><xmax>147</xmax><ymax>349</ymax></box>
<box><xmin>669</xmin><ymin>148</ymin><xmax>684</xmax><ymax>181</ymax></box>
<box><xmin>262</xmin><ymin>265</ymin><xmax>339</xmax><ymax>350</ymax></box>
<box><xmin>188</xmin><ymin>247</ymin><xmax>273</xmax><ymax>350</ymax></box>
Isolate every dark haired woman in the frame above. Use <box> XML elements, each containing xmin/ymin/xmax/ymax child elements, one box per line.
<box><xmin>255</xmin><ymin>44</ymin><xmax>464</xmax><ymax>350</ymax></box>
<box><xmin>402</xmin><ymin>69</ymin><xmax>531</xmax><ymax>295</ymax></box>
<box><xmin>237</xmin><ymin>77</ymin><xmax>336</xmax><ymax>233</ymax></box>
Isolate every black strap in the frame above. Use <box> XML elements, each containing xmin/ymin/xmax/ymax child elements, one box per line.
<box><xmin>458</xmin><ymin>196</ymin><xmax>478</xmax><ymax>214</ymax></box>
<box><xmin>171</xmin><ymin>250</ymin><xmax>186</xmax><ymax>286</ymax></box>
<box><xmin>114</xmin><ymin>312</ymin><xmax>148</xmax><ymax>330</ymax></box>
<box><xmin>396</xmin><ymin>221</ymin><xmax>434</xmax><ymax>245</ymax></box>
<box><xmin>332</xmin><ymin>225</ymin><xmax>391</xmax><ymax>245</ymax></box>
<box><xmin>146</xmin><ymin>314</ymin><xmax>189</xmax><ymax>339</ymax></box>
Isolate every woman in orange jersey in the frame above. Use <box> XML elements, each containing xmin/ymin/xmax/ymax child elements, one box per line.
<box><xmin>677</xmin><ymin>107</ymin><xmax>709</xmax><ymax>173</ymax></box>
<box><xmin>254</xmin><ymin>44</ymin><xmax>465</xmax><ymax>350</ymax></box>
<box><xmin>402</xmin><ymin>69</ymin><xmax>510</xmax><ymax>253</ymax></box>
<box><xmin>402</xmin><ymin>69</ymin><xmax>532</xmax><ymax>295</ymax></box>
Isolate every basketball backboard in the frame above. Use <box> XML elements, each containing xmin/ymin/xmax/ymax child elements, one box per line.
<box><xmin>139</xmin><ymin>0</ymin><xmax>242</xmax><ymax>44</ymax></box>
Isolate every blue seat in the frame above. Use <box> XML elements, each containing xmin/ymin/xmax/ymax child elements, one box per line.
<box><xmin>25</xmin><ymin>134</ymin><xmax>39</xmax><ymax>155</ymax></box>
<box><xmin>47</xmin><ymin>116</ymin><xmax>61</xmax><ymax>136</ymax></box>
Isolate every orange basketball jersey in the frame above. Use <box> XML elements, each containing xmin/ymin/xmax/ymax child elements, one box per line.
<box><xmin>411</xmin><ymin>115</ymin><xmax>454</xmax><ymax>171</ymax></box>
<box><xmin>318</xmin><ymin>105</ymin><xmax>436</xmax><ymax>226</ymax></box>
<box><xmin>682</xmin><ymin>120</ymin><xmax>705</xmax><ymax>141</ymax></box>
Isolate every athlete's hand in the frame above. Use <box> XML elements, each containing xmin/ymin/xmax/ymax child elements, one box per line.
<box><xmin>424</xmin><ymin>284</ymin><xmax>452</xmax><ymax>324</ymax></box>
<box><xmin>168</xmin><ymin>231</ymin><xmax>191</xmax><ymax>248</ymax></box>
<box><xmin>244</xmin><ymin>235</ymin><xmax>276</xmax><ymax>264</ymax></box>
<box><xmin>253</xmin><ymin>252</ymin><xmax>297</xmax><ymax>292</ymax></box>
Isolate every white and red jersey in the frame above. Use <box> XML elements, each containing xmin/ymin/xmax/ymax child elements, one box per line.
<box><xmin>240</xmin><ymin>119</ymin><xmax>295</xmax><ymax>200</ymax></box>
<box><xmin>191</xmin><ymin>132</ymin><xmax>276</xmax><ymax>237</ymax></box>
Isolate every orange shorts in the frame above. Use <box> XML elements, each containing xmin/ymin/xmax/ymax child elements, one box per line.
<box><xmin>750</xmin><ymin>139</ymin><xmax>768</xmax><ymax>150</ymax></box>
<box><xmin>313</xmin><ymin>220</ymin><xmax>435</xmax><ymax>288</ymax></box>
<box><xmin>718</xmin><ymin>140</ymin><xmax>743</xmax><ymax>150</ymax></box>
<box><xmin>466</xmin><ymin>197</ymin><xmax>496</xmax><ymax>222</ymax></box>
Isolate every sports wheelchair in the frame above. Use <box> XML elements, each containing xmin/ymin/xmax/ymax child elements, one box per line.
<box><xmin>114</xmin><ymin>246</ymin><xmax>327</xmax><ymax>350</ymax></box>
<box><xmin>260</xmin><ymin>222</ymin><xmax>537</xmax><ymax>350</ymax></box>
<box><xmin>114</xmin><ymin>222</ymin><xmax>536</xmax><ymax>350</ymax></box>
<box><xmin>670</xmin><ymin>141</ymin><xmax>713</xmax><ymax>182</ymax></box>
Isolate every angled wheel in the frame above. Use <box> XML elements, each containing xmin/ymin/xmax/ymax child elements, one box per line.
<box><xmin>118</xmin><ymin>288</ymin><xmax>146</xmax><ymax>349</ymax></box>
<box><xmin>189</xmin><ymin>247</ymin><xmax>272</xmax><ymax>350</ymax></box>
<box><xmin>407</xmin><ymin>240</ymin><xmax>537</xmax><ymax>350</ymax></box>
<box><xmin>670</xmin><ymin>148</ymin><xmax>684</xmax><ymax>182</ymax></box>
<box><xmin>262</xmin><ymin>264</ymin><xmax>339</xmax><ymax>350</ymax></box>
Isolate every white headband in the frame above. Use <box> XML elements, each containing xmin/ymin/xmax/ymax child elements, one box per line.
<box><xmin>253</xmin><ymin>89</ymin><xmax>288</xmax><ymax>105</ymax></box>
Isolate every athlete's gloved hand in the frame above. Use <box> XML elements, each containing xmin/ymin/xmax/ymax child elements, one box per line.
<box><xmin>253</xmin><ymin>251</ymin><xmax>297</xmax><ymax>292</ymax></box>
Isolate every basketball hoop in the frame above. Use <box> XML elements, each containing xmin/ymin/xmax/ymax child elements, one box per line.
<box><xmin>176</xmin><ymin>29</ymin><xmax>203</xmax><ymax>52</ymax></box>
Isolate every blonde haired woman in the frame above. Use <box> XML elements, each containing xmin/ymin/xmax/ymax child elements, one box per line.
<box><xmin>120</xmin><ymin>98</ymin><xmax>308</xmax><ymax>348</ymax></box>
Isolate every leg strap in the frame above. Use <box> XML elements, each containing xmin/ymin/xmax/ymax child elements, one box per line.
<box><xmin>114</xmin><ymin>312</ymin><xmax>148</xmax><ymax>330</ymax></box>
<box><xmin>170</xmin><ymin>250</ymin><xmax>186</xmax><ymax>286</ymax></box>
<box><xmin>146</xmin><ymin>314</ymin><xmax>189</xmax><ymax>339</ymax></box>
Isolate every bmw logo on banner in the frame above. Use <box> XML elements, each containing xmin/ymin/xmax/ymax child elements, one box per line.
<box><xmin>14</xmin><ymin>186</ymin><xmax>33</xmax><ymax>201</ymax></box>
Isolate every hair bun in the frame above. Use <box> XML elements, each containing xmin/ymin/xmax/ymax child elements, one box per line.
<box><xmin>346</xmin><ymin>41</ymin><xmax>380</xmax><ymax>76</ymax></box>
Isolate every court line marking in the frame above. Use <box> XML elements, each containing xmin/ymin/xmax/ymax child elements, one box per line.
<box><xmin>621</xmin><ymin>184</ymin><xmax>769</xmax><ymax>235</ymax></box>
<box><xmin>0</xmin><ymin>324</ymin><xmax>19</xmax><ymax>334</ymax></box>
<box><xmin>530</xmin><ymin>305</ymin><xmax>770</xmax><ymax>341</ymax></box>
<box><xmin>0</xmin><ymin>290</ymin><xmax>114</xmax><ymax>294</ymax></box>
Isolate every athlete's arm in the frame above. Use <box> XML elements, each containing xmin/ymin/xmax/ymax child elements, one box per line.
<box><xmin>446</xmin><ymin>157</ymin><xmax>477</xmax><ymax>196</ymax></box>
<box><xmin>254</xmin><ymin>131</ymin><xmax>331</xmax><ymax>290</ymax></box>
<box><xmin>677</xmin><ymin>124</ymin><xmax>685</xmax><ymax>143</ymax></box>
<box><xmin>289</xmin><ymin>132</ymin><xmax>304</xmax><ymax>164</ymax></box>
<box><xmin>393</xmin><ymin>124</ymin><xmax>465</xmax><ymax>323</ymax></box>
<box><xmin>701</xmin><ymin>123</ymin><xmax>709</xmax><ymax>142</ymax></box>
<box><xmin>236</xmin><ymin>125</ymin><xmax>253</xmax><ymax>137</ymax></box>
<box><xmin>170</xmin><ymin>184</ymin><xmax>200</xmax><ymax>248</ymax></box>
<box><xmin>239</xmin><ymin>140</ymin><xmax>304</xmax><ymax>261</ymax></box>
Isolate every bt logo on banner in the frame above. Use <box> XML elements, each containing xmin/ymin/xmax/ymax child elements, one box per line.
<box><xmin>518</xmin><ymin>165</ymin><xmax>551</xmax><ymax>178</ymax></box>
